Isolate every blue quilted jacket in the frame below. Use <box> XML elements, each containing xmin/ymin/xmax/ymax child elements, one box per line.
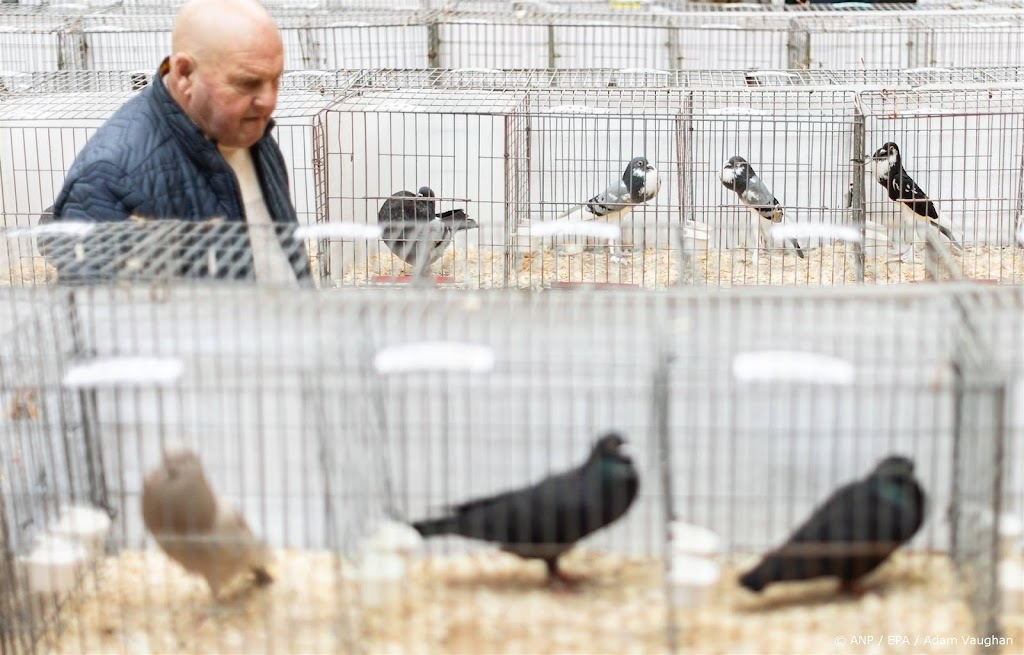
<box><xmin>51</xmin><ymin>59</ymin><xmax>311</xmax><ymax>281</ymax></box>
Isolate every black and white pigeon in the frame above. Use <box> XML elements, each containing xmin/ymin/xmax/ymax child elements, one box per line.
<box><xmin>867</xmin><ymin>142</ymin><xmax>963</xmax><ymax>260</ymax></box>
<box><xmin>411</xmin><ymin>432</ymin><xmax>640</xmax><ymax>586</ymax></box>
<box><xmin>719</xmin><ymin>156</ymin><xmax>805</xmax><ymax>259</ymax></box>
<box><xmin>377</xmin><ymin>187</ymin><xmax>477</xmax><ymax>276</ymax></box>
<box><xmin>739</xmin><ymin>455</ymin><xmax>926</xmax><ymax>594</ymax></box>
<box><xmin>555</xmin><ymin>156</ymin><xmax>661</xmax><ymax>262</ymax></box>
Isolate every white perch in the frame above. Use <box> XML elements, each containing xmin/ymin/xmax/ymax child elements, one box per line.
<box><xmin>293</xmin><ymin>223</ymin><xmax>384</xmax><ymax>241</ymax></box>
<box><xmin>770</xmin><ymin>223</ymin><xmax>864</xmax><ymax>244</ymax></box>
<box><xmin>63</xmin><ymin>356</ymin><xmax>185</xmax><ymax>389</ymax></box>
<box><xmin>49</xmin><ymin>505</ymin><xmax>112</xmax><ymax>557</ymax></box>
<box><xmin>667</xmin><ymin>554</ymin><xmax>721</xmax><ymax>609</ymax></box>
<box><xmin>359</xmin><ymin>520</ymin><xmax>424</xmax><ymax>556</ymax></box>
<box><xmin>999</xmin><ymin>560</ymin><xmax>1024</xmax><ymax>614</ymax></box>
<box><xmin>5</xmin><ymin>222</ymin><xmax>95</xmax><ymax>239</ymax></box>
<box><xmin>350</xmin><ymin>551</ymin><xmax>408</xmax><ymax>608</ymax></box>
<box><xmin>733</xmin><ymin>350</ymin><xmax>856</xmax><ymax>386</ymax></box>
<box><xmin>519</xmin><ymin>220</ymin><xmax>621</xmax><ymax>241</ymax></box>
<box><xmin>20</xmin><ymin>535</ymin><xmax>88</xmax><ymax>595</ymax></box>
<box><xmin>668</xmin><ymin>521</ymin><xmax>721</xmax><ymax>557</ymax></box>
<box><xmin>373</xmin><ymin>342</ymin><xmax>496</xmax><ymax>375</ymax></box>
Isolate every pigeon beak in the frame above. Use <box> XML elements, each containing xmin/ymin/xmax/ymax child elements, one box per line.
<box><xmin>615</xmin><ymin>440</ymin><xmax>634</xmax><ymax>462</ymax></box>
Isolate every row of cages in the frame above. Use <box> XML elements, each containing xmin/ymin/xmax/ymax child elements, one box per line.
<box><xmin>0</xmin><ymin>8</ymin><xmax>1022</xmax><ymax>71</ymax></box>
<box><xmin>9</xmin><ymin>0</ymin><xmax>1024</xmax><ymax>15</ymax></box>
<box><xmin>1</xmin><ymin>79</ymin><xmax>1023</xmax><ymax>288</ymax></box>
<box><xmin>0</xmin><ymin>282</ymin><xmax>1021</xmax><ymax>654</ymax></box>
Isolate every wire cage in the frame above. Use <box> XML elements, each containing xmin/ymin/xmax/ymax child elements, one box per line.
<box><xmin>345</xmin><ymin>65</ymin><xmax>1024</xmax><ymax>91</ymax></box>
<box><xmin>4</xmin><ymin>75</ymin><xmax>1023</xmax><ymax>288</ymax></box>
<box><xmin>857</xmin><ymin>86</ymin><xmax>1024</xmax><ymax>284</ymax></box>
<box><xmin>0</xmin><ymin>282</ymin><xmax>1019</xmax><ymax>654</ymax></box>
<box><xmin>0</xmin><ymin>8</ymin><xmax>1021</xmax><ymax>72</ymax></box>
<box><xmin>315</xmin><ymin>82</ymin><xmax>1024</xmax><ymax>289</ymax></box>
<box><xmin>680</xmin><ymin>87</ymin><xmax>859</xmax><ymax>286</ymax></box>
<box><xmin>0</xmin><ymin>88</ymin><xmax>335</xmax><ymax>285</ymax></box>
<box><xmin>0</xmin><ymin>292</ymin><xmax>102</xmax><ymax>655</ymax></box>
<box><xmin>663</xmin><ymin>284</ymin><xmax>1015</xmax><ymax>652</ymax></box>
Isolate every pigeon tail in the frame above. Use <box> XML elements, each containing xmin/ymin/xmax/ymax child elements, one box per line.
<box><xmin>790</xmin><ymin>239</ymin><xmax>806</xmax><ymax>259</ymax></box>
<box><xmin>930</xmin><ymin>215</ymin><xmax>964</xmax><ymax>251</ymax></box>
<box><xmin>738</xmin><ymin>566</ymin><xmax>769</xmax><ymax>592</ymax></box>
<box><xmin>411</xmin><ymin>516</ymin><xmax>459</xmax><ymax>537</ymax></box>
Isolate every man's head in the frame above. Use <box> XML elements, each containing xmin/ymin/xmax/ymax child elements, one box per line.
<box><xmin>166</xmin><ymin>0</ymin><xmax>283</xmax><ymax>149</ymax></box>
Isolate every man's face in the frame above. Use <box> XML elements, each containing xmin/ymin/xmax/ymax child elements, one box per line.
<box><xmin>185</xmin><ymin>36</ymin><xmax>283</xmax><ymax>148</ymax></box>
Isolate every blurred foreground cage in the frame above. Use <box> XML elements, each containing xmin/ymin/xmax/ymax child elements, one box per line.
<box><xmin>0</xmin><ymin>282</ymin><xmax>1020</xmax><ymax>653</ymax></box>
<box><xmin>0</xmin><ymin>7</ymin><xmax>1021</xmax><ymax>72</ymax></box>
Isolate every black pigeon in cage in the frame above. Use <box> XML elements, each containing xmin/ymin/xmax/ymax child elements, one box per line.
<box><xmin>555</xmin><ymin>156</ymin><xmax>661</xmax><ymax>262</ymax></box>
<box><xmin>377</xmin><ymin>187</ymin><xmax>478</xmax><ymax>277</ymax></box>
<box><xmin>141</xmin><ymin>448</ymin><xmax>273</xmax><ymax>599</ymax></box>
<box><xmin>410</xmin><ymin>432</ymin><xmax>639</xmax><ymax>586</ymax></box>
<box><xmin>719</xmin><ymin>156</ymin><xmax>806</xmax><ymax>258</ymax></box>
<box><xmin>739</xmin><ymin>455</ymin><xmax>926</xmax><ymax>594</ymax></box>
<box><xmin>867</xmin><ymin>142</ymin><xmax>963</xmax><ymax>260</ymax></box>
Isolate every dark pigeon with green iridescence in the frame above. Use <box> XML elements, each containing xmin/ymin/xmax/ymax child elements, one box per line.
<box><xmin>411</xmin><ymin>432</ymin><xmax>640</xmax><ymax>586</ymax></box>
<box><xmin>740</xmin><ymin>455</ymin><xmax>926</xmax><ymax>593</ymax></box>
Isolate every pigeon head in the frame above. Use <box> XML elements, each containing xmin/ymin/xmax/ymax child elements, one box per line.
<box><xmin>592</xmin><ymin>432</ymin><xmax>632</xmax><ymax>464</ymax></box>
<box><xmin>871</xmin><ymin>455</ymin><xmax>915</xmax><ymax>480</ymax></box>
<box><xmin>869</xmin><ymin>455</ymin><xmax>924</xmax><ymax>516</ymax></box>
<box><xmin>867</xmin><ymin>142</ymin><xmax>900</xmax><ymax>181</ymax></box>
<box><xmin>416</xmin><ymin>186</ymin><xmax>437</xmax><ymax>199</ymax></box>
<box><xmin>623</xmin><ymin>156</ymin><xmax>660</xmax><ymax>202</ymax></box>
<box><xmin>719</xmin><ymin>156</ymin><xmax>752</xmax><ymax>191</ymax></box>
<box><xmin>160</xmin><ymin>447</ymin><xmax>204</xmax><ymax>480</ymax></box>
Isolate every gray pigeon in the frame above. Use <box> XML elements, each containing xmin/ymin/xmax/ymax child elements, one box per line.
<box><xmin>739</xmin><ymin>455</ymin><xmax>926</xmax><ymax>593</ymax></box>
<box><xmin>556</xmin><ymin>156</ymin><xmax>661</xmax><ymax>261</ymax></box>
<box><xmin>720</xmin><ymin>156</ymin><xmax>805</xmax><ymax>258</ymax></box>
<box><xmin>378</xmin><ymin>187</ymin><xmax>477</xmax><ymax>276</ymax></box>
<box><xmin>411</xmin><ymin>432</ymin><xmax>639</xmax><ymax>585</ymax></box>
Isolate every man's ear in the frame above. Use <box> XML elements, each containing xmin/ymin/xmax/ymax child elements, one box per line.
<box><xmin>168</xmin><ymin>54</ymin><xmax>197</xmax><ymax>96</ymax></box>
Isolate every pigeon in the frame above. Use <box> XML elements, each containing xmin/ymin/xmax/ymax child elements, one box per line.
<box><xmin>377</xmin><ymin>187</ymin><xmax>478</xmax><ymax>277</ymax></box>
<box><xmin>866</xmin><ymin>142</ymin><xmax>963</xmax><ymax>261</ymax></box>
<box><xmin>739</xmin><ymin>455</ymin><xmax>926</xmax><ymax>593</ymax></box>
<box><xmin>141</xmin><ymin>447</ymin><xmax>273</xmax><ymax>598</ymax></box>
<box><xmin>411</xmin><ymin>432</ymin><xmax>639</xmax><ymax>586</ymax></box>
<box><xmin>719</xmin><ymin>156</ymin><xmax>805</xmax><ymax>259</ymax></box>
<box><xmin>555</xmin><ymin>156</ymin><xmax>661</xmax><ymax>262</ymax></box>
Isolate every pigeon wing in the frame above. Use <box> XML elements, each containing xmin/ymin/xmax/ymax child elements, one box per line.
<box><xmin>889</xmin><ymin>171</ymin><xmax>939</xmax><ymax>221</ymax></box>
<box><xmin>740</xmin><ymin>175</ymin><xmax>783</xmax><ymax>221</ymax></box>
<box><xmin>582</xmin><ymin>178</ymin><xmax>635</xmax><ymax>218</ymax></box>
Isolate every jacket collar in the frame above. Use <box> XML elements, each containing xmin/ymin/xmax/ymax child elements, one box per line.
<box><xmin>152</xmin><ymin>57</ymin><xmax>277</xmax><ymax>161</ymax></box>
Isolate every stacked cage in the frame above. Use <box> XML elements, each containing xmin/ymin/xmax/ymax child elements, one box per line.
<box><xmin>1</xmin><ymin>1</ymin><xmax>1023</xmax><ymax>653</ymax></box>
<box><xmin>0</xmin><ymin>7</ymin><xmax>1022</xmax><ymax>72</ymax></box>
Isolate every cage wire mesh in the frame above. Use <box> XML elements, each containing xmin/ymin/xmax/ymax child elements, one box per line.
<box><xmin>0</xmin><ymin>89</ymin><xmax>335</xmax><ymax>285</ymax></box>
<box><xmin>0</xmin><ymin>291</ymin><xmax>106</xmax><ymax>655</ymax></box>
<box><xmin>0</xmin><ymin>282</ymin><xmax>1019</xmax><ymax>653</ymax></box>
<box><xmin>2</xmin><ymin>80</ymin><xmax>1023</xmax><ymax>288</ymax></box>
<box><xmin>665</xmin><ymin>284</ymin><xmax>1015</xmax><ymax>652</ymax></box>
<box><xmin>0</xmin><ymin>8</ymin><xmax>1021</xmax><ymax>72</ymax></box>
<box><xmin>681</xmin><ymin>87</ymin><xmax>858</xmax><ymax>287</ymax></box>
<box><xmin>343</xmin><ymin>65</ymin><xmax>1024</xmax><ymax>92</ymax></box>
<box><xmin>857</xmin><ymin>86</ymin><xmax>1024</xmax><ymax>285</ymax></box>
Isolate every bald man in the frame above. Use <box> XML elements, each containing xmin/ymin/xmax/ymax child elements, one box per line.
<box><xmin>50</xmin><ymin>0</ymin><xmax>309</xmax><ymax>283</ymax></box>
